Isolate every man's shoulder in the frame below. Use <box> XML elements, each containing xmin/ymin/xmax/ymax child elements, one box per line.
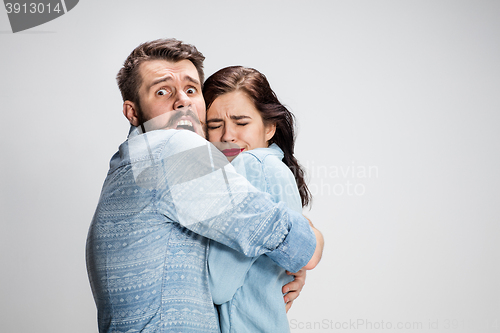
<box><xmin>162</xmin><ymin>129</ymin><xmax>208</xmax><ymax>148</ymax></box>
<box><xmin>156</xmin><ymin>130</ymin><xmax>213</xmax><ymax>163</ymax></box>
<box><xmin>128</xmin><ymin>129</ymin><xmax>208</xmax><ymax>157</ymax></box>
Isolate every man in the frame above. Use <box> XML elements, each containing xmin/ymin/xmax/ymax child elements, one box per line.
<box><xmin>86</xmin><ymin>38</ymin><xmax>323</xmax><ymax>332</ymax></box>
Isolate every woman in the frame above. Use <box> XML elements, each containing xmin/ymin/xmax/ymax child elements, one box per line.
<box><xmin>203</xmin><ymin>66</ymin><xmax>322</xmax><ymax>332</ymax></box>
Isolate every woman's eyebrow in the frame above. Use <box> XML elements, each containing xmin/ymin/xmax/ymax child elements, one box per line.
<box><xmin>230</xmin><ymin>115</ymin><xmax>251</xmax><ymax>120</ymax></box>
<box><xmin>207</xmin><ymin>115</ymin><xmax>251</xmax><ymax>123</ymax></box>
<box><xmin>206</xmin><ymin>118</ymin><xmax>223</xmax><ymax>123</ymax></box>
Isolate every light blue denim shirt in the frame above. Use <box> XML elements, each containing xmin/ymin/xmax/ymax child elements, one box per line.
<box><xmin>208</xmin><ymin>144</ymin><xmax>303</xmax><ymax>333</ymax></box>
<box><xmin>86</xmin><ymin>129</ymin><xmax>316</xmax><ymax>333</ymax></box>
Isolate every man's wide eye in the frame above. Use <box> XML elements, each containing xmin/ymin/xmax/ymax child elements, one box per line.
<box><xmin>186</xmin><ymin>87</ymin><xmax>196</xmax><ymax>94</ymax></box>
<box><xmin>156</xmin><ymin>89</ymin><xmax>168</xmax><ymax>96</ymax></box>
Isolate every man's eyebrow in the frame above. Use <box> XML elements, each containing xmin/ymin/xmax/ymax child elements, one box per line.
<box><xmin>148</xmin><ymin>75</ymin><xmax>200</xmax><ymax>91</ymax></box>
<box><xmin>149</xmin><ymin>76</ymin><xmax>172</xmax><ymax>90</ymax></box>
<box><xmin>184</xmin><ymin>75</ymin><xmax>200</xmax><ymax>86</ymax></box>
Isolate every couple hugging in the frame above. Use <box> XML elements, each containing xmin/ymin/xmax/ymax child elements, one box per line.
<box><xmin>86</xmin><ymin>38</ymin><xmax>324</xmax><ymax>333</ymax></box>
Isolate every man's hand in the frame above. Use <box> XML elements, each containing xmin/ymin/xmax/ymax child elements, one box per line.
<box><xmin>283</xmin><ymin>268</ymin><xmax>306</xmax><ymax>313</ymax></box>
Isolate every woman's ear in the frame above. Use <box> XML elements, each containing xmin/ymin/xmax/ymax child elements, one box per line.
<box><xmin>265</xmin><ymin>123</ymin><xmax>277</xmax><ymax>142</ymax></box>
<box><xmin>123</xmin><ymin>101</ymin><xmax>140</xmax><ymax>127</ymax></box>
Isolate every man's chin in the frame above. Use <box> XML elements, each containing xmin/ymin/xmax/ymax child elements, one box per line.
<box><xmin>175</xmin><ymin>124</ymin><xmax>204</xmax><ymax>137</ymax></box>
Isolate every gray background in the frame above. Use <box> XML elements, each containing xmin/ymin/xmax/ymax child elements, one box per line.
<box><xmin>1</xmin><ymin>1</ymin><xmax>499</xmax><ymax>332</ymax></box>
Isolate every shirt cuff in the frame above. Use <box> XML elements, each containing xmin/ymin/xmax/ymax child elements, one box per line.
<box><xmin>266</xmin><ymin>210</ymin><xmax>316</xmax><ymax>273</ymax></box>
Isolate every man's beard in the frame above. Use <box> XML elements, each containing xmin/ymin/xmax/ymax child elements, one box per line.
<box><xmin>164</xmin><ymin>108</ymin><xmax>202</xmax><ymax>131</ymax></box>
<box><xmin>137</xmin><ymin>105</ymin><xmax>204</xmax><ymax>137</ymax></box>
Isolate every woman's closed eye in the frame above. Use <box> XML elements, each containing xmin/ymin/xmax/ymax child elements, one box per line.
<box><xmin>207</xmin><ymin>124</ymin><xmax>222</xmax><ymax>130</ymax></box>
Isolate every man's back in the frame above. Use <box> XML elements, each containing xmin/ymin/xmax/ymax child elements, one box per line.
<box><xmin>86</xmin><ymin>129</ymin><xmax>220</xmax><ymax>332</ymax></box>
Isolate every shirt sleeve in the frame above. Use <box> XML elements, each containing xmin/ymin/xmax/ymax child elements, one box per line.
<box><xmin>152</xmin><ymin>130</ymin><xmax>315</xmax><ymax>273</ymax></box>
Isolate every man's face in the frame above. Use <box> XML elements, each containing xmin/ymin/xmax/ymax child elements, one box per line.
<box><xmin>128</xmin><ymin>59</ymin><xmax>206</xmax><ymax>128</ymax></box>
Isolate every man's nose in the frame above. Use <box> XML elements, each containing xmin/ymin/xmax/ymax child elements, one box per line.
<box><xmin>173</xmin><ymin>90</ymin><xmax>192</xmax><ymax>110</ymax></box>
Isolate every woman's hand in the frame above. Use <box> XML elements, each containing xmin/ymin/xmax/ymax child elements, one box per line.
<box><xmin>283</xmin><ymin>268</ymin><xmax>306</xmax><ymax>312</ymax></box>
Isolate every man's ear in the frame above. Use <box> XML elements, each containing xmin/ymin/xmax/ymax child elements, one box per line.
<box><xmin>123</xmin><ymin>101</ymin><xmax>140</xmax><ymax>127</ymax></box>
<box><xmin>265</xmin><ymin>123</ymin><xmax>277</xmax><ymax>142</ymax></box>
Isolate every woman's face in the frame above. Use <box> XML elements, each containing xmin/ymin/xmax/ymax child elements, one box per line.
<box><xmin>206</xmin><ymin>90</ymin><xmax>276</xmax><ymax>152</ymax></box>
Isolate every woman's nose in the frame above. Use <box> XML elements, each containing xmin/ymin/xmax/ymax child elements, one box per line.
<box><xmin>221</xmin><ymin>125</ymin><xmax>236</xmax><ymax>142</ymax></box>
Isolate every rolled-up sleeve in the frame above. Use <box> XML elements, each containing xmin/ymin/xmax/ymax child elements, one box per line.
<box><xmin>266</xmin><ymin>208</ymin><xmax>316</xmax><ymax>272</ymax></box>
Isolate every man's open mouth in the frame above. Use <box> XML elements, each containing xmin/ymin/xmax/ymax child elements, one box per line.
<box><xmin>175</xmin><ymin>119</ymin><xmax>195</xmax><ymax>132</ymax></box>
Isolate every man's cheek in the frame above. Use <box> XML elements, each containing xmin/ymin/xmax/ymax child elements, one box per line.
<box><xmin>197</xmin><ymin>111</ymin><xmax>206</xmax><ymax>124</ymax></box>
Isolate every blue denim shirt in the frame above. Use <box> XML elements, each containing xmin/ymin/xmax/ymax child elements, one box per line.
<box><xmin>208</xmin><ymin>144</ymin><xmax>303</xmax><ymax>333</ymax></box>
<box><xmin>86</xmin><ymin>129</ymin><xmax>316</xmax><ymax>333</ymax></box>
